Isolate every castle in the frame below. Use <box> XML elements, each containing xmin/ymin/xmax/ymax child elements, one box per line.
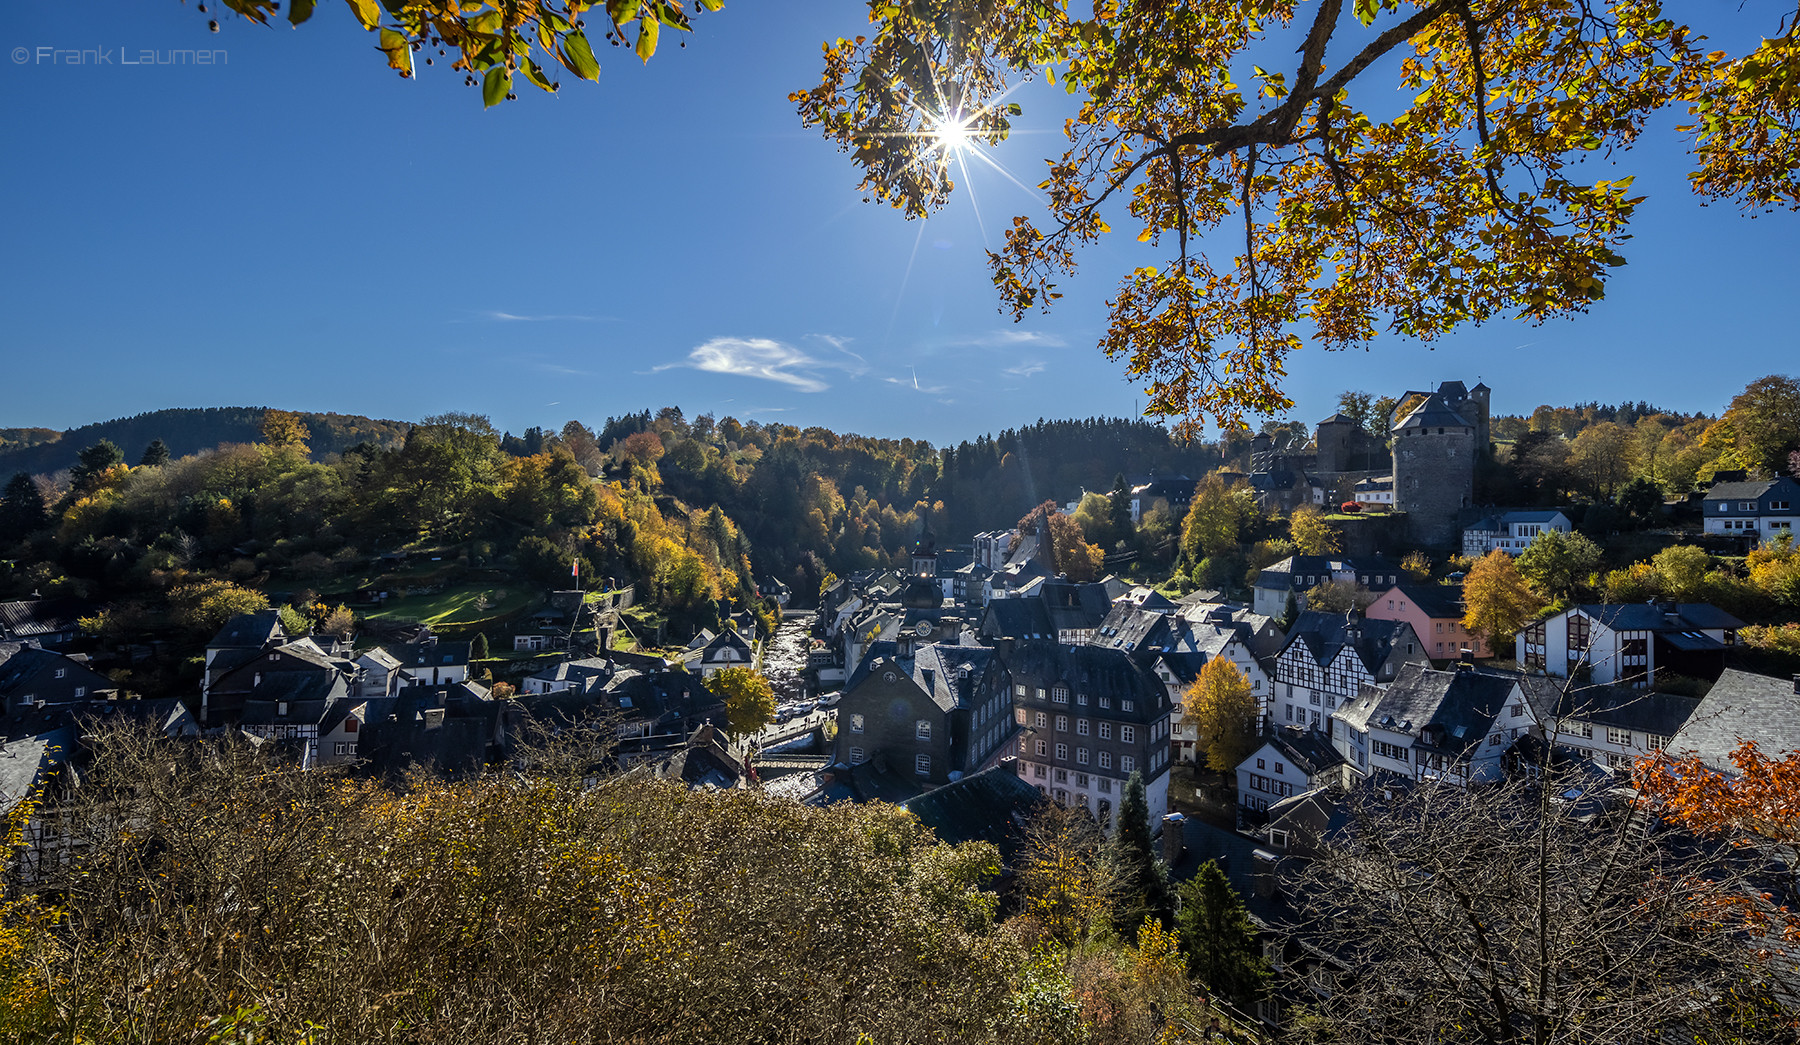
<box><xmin>1239</xmin><ymin>380</ymin><xmax>1491</xmax><ymax>549</ymax></box>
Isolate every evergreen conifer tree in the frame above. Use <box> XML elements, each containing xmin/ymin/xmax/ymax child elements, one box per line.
<box><xmin>1176</xmin><ymin>859</ymin><xmax>1270</xmax><ymax>1008</ymax></box>
<box><xmin>70</xmin><ymin>440</ymin><xmax>124</xmax><ymax>491</ymax></box>
<box><xmin>139</xmin><ymin>439</ymin><xmax>170</xmax><ymax>467</ymax></box>
<box><xmin>470</xmin><ymin>633</ymin><xmax>490</xmax><ymax>661</ymax></box>
<box><xmin>1112</xmin><ymin>770</ymin><xmax>1174</xmax><ymax>938</ymax></box>
<box><xmin>0</xmin><ymin>472</ymin><xmax>50</xmax><ymax>543</ymax></box>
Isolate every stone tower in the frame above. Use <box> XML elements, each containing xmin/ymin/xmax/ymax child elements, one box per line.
<box><xmin>1391</xmin><ymin>392</ymin><xmax>1476</xmax><ymax>548</ymax></box>
<box><xmin>1314</xmin><ymin>412</ymin><xmax>1356</xmax><ymax>474</ymax></box>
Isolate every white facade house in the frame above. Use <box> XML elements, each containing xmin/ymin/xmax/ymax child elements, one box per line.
<box><xmin>1332</xmin><ymin>663</ymin><xmax>1553</xmax><ymax>786</ymax></box>
<box><xmin>1517</xmin><ymin>603</ymin><xmax>1744</xmax><ymax>687</ymax></box>
<box><xmin>1702</xmin><ymin>478</ymin><xmax>1800</xmax><ymax>544</ymax></box>
<box><xmin>1545</xmin><ymin>687</ymin><xmax>1699</xmax><ymax>772</ymax></box>
<box><xmin>1353</xmin><ymin>475</ymin><xmax>1394</xmax><ymax>507</ymax></box>
<box><xmin>1461</xmin><ymin>509</ymin><xmax>1573</xmax><ymax>557</ymax></box>
<box><xmin>1235</xmin><ymin>729</ymin><xmax>1347</xmax><ymax>815</ymax></box>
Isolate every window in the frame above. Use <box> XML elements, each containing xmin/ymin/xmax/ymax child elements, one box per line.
<box><xmin>1077</xmin><ymin>747</ymin><xmax>1090</xmax><ymax>765</ymax></box>
<box><xmin>1274</xmin><ymin>762</ymin><xmax>1284</xmax><ymax>774</ymax></box>
<box><xmin>1034</xmin><ymin>764</ymin><xmax>1047</xmax><ymax>779</ymax></box>
<box><xmin>1121</xmin><ymin>725</ymin><xmax>1136</xmax><ymax>744</ymax></box>
<box><xmin>1567</xmin><ymin>720</ymin><xmax>1594</xmax><ymax>740</ymax></box>
<box><xmin>1076</xmin><ymin>773</ymin><xmax>1090</xmax><ymax>787</ymax></box>
<box><xmin>1121</xmin><ymin>755</ymin><xmax>1136</xmax><ymax>773</ymax></box>
<box><xmin>1054</xmin><ymin>788</ymin><xmax>1068</xmax><ymax>804</ymax></box>
<box><xmin>1054</xmin><ymin>769</ymin><xmax>1068</xmax><ymax>783</ymax></box>
<box><xmin>1052</xmin><ymin>685</ymin><xmax>1070</xmax><ymax>703</ymax></box>
<box><xmin>1076</xmin><ymin>692</ymin><xmax>1089</xmax><ymax>706</ymax></box>
<box><xmin>1099</xmin><ymin>696</ymin><xmax>1114</xmax><ymax>709</ymax></box>
<box><xmin>1055</xmin><ymin>743</ymin><xmax>1069</xmax><ymax>760</ymax></box>
<box><xmin>73</xmin><ymin>687</ymin><xmax>85</xmax><ymax>698</ymax></box>
<box><xmin>1121</xmin><ymin>699</ymin><xmax>1134</xmax><ymax>712</ymax></box>
<box><xmin>1097</xmin><ymin>778</ymin><xmax>1112</xmax><ymax>794</ymax></box>
<box><xmin>1034</xmin><ymin>711</ymin><xmax>1048</xmax><ymax>728</ymax></box>
<box><xmin>1257</xmin><ymin>757</ymin><xmax>1265</xmax><ymax>769</ymax></box>
<box><xmin>1773</xmin><ymin>500</ymin><xmax>1791</xmax><ymax>510</ymax></box>
<box><xmin>53</xmin><ymin>668</ymin><xmax>65</xmax><ymax>679</ymax></box>
<box><xmin>1098</xmin><ymin>722</ymin><xmax>1113</xmax><ymax>740</ymax></box>
<box><xmin>1607</xmin><ymin>726</ymin><xmax>1632</xmax><ymax>747</ymax></box>
<box><xmin>1269</xmin><ymin>829</ymin><xmax>1290</xmax><ymax>849</ymax></box>
<box><xmin>915</xmin><ymin>720</ymin><xmax>932</xmax><ymax>740</ymax></box>
<box><xmin>1488</xmin><ymin>734</ymin><xmax>1502</xmax><ymax>747</ymax></box>
<box><xmin>1036</xmin><ymin>687</ymin><xmax>1048</xmax><ymax>701</ymax></box>
<box><xmin>1015</xmin><ymin>684</ymin><xmax>1027</xmax><ymax>697</ymax></box>
<box><xmin>1509</xmin><ymin>704</ymin><xmax>1524</xmax><ymax>718</ymax></box>
<box><xmin>1035</xmin><ymin>740</ymin><xmax>1047</xmax><ymax>756</ymax></box>
<box><xmin>334</xmin><ymin>742</ymin><xmax>353</xmax><ymax>756</ymax></box>
<box><xmin>1077</xmin><ymin>719</ymin><xmax>1090</xmax><ymax>736</ymax></box>
<box><xmin>1646</xmin><ymin>733</ymin><xmax>1669</xmax><ymax>751</ymax></box>
<box><xmin>1740</xmin><ymin>501</ymin><xmax>1758</xmax><ymax>511</ymax></box>
<box><xmin>850</xmin><ymin>714</ymin><xmax>865</xmax><ymax>733</ymax></box>
<box><xmin>1098</xmin><ymin>751</ymin><xmax>1113</xmax><ymax>770</ymax></box>
<box><xmin>1567</xmin><ymin>615</ymin><xmax>1590</xmax><ymax>651</ymax></box>
<box><xmin>1055</xmin><ymin>715</ymin><xmax>1069</xmax><ymax>732</ymax></box>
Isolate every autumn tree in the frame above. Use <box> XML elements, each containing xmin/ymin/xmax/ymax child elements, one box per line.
<box><xmin>1569</xmin><ymin>421</ymin><xmax>1636</xmax><ymax>499</ymax></box>
<box><xmin>1175</xmin><ymin>859</ymin><xmax>1269</xmax><ymax>1009</ymax></box>
<box><xmin>167</xmin><ymin>578</ymin><xmax>269</xmax><ymax>637</ymax></box>
<box><xmin>1186</xmin><ymin>658</ymin><xmax>1258</xmax><ymax>774</ymax></box>
<box><xmin>1179</xmin><ymin>473</ymin><xmax>1256</xmax><ymax>567</ymax></box>
<box><xmin>68</xmin><ymin>440</ymin><xmax>124</xmax><ymax>492</ymax></box>
<box><xmin>1722</xmin><ymin>374</ymin><xmax>1800</xmax><ymax>478</ymax></box>
<box><xmin>1401</xmin><ymin>550</ymin><xmax>1432</xmax><ymax>582</ymax></box>
<box><xmin>1046</xmin><ymin>511</ymin><xmax>1105</xmax><ymax>582</ymax></box>
<box><xmin>706</xmin><ymin>665</ymin><xmax>776</xmax><ymax>737</ymax></box>
<box><xmin>796</xmin><ymin>1</ymin><xmax>1800</xmax><ymax>430</ymax></box>
<box><xmin>1288</xmin><ymin>505</ymin><xmax>1340</xmax><ymax>557</ymax></box>
<box><xmin>260</xmin><ymin>409</ymin><xmax>310</xmax><ymax>451</ymax></box>
<box><xmin>1461</xmin><ymin>549</ymin><xmax>1543</xmax><ymax>652</ymax></box>
<box><xmin>1302</xmin><ymin>579</ymin><xmax>1374</xmax><ymax>614</ymax></box>
<box><xmin>1514</xmin><ymin>527</ymin><xmax>1601</xmax><ymax>603</ymax></box>
<box><xmin>1018</xmin><ymin>800</ymin><xmax>1120</xmax><ymax>946</ymax></box>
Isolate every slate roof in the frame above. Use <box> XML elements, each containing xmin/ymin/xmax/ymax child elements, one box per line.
<box><xmin>1350</xmin><ymin>663</ymin><xmax>1517</xmax><ymax>759</ymax></box>
<box><xmin>843</xmin><ymin>641</ymin><xmax>995</xmax><ymax>713</ymax></box>
<box><xmin>1668</xmin><ymin>669</ymin><xmax>1800</xmax><ymax>771</ymax></box>
<box><xmin>1555</xmin><ymin>685</ymin><xmax>1701</xmax><ymax>739</ymax></box>
<box><xmin>1265</xmin><ymin>727</ymin><xmax>1347</xmax><ymax>776</ymax></box>
<box><xmin>1255</xmin><ymin>554</ymin><xmax>1401</xmax><ymax>592</ymax></box>
<box><xmin>0</xmin><ymin>726</ymin><xmax>74</xmax><ymax>808</ymax></box>
<box><xmin>1038</xmin><ymin>579</ymin><xmax>1113</xmax><ymax>634</ymax></box>
<box><xmin>1282</xmin><ymin>611</ymin><xmax>1414</xmax><ymax>674</ymax></box>
<box><xmin>207</xmin><ymin>609</ymin><xmax>286</xmax><ymax>650</ymax></box>
<box><xmin>0</xmin><ymin>598</ymin><xmax>95</xmax><ymax>641</ymax></box>
<box><xmin>240</xmin><ymin>672</ymin><xmax>350</xmax><ymax>725</ymax></box>
<box><xmin>1569</xmin><ymin>603</ymin><xmax>1745</xmax><ymax>633</ymax></box>
<box><xmin>1381</xmin><ymin>581</ymin><xmax>1464</xmax><ymax>621</ymax></box>
<box><xmin>1001</xmin><ymin>641</ymin><xmax>1164</xmax><ymax>708</ymax></box>
<box><xmin>903</xmin><ymin>763</ymin><xmax>1044</xmax><ymax>862</ymax></box>
<box><xmin>1165</xmin><ymin>814</ymin><xmax>1288</xmax><ymax>928</ymax></box>
<box><xmin>981</xmin><ymin>598</ymin><xmax>1055</xmax><ymax>641</ymax></box>
<box><xmin>387</xmin><ymin>638</ymin><xmax>473</xmax><ymax>671</ymax></box>
<box><xmin>1391</xmin><ymin>391</ymin><xmax>1473</xmax><ymax>432</ymax></box>
<box><xmin>1703</xmin><ymin>479</ymin><xmax>1798</xmax><ymax>503</ymax></box>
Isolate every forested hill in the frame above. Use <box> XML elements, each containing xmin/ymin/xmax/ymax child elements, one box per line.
<box><xmin>0</xmin><ymin>408</ymin><xmax>411</xmax><ymax>476</ymax></box>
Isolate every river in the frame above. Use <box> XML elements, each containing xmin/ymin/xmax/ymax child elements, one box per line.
<box><xmin>760</xmin><ymin>613</ymin><xmax>814</xmax><ymax>703</ymax></box>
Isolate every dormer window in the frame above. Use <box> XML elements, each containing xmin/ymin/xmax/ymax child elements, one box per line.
<box><xmin>54</xmin><ymin>668</ymin><xmax>65</xmax><ymax>679</ymax></box>
<box><xmin>269</xmin><ymin>653</ymin><xmax>280</xmax><ymax>662</ymax></box>
<box><xmin>916</xmin><ymin>720</ymin><xmax>932</xmax><ymax>740</ymax></box>
<box><xmin>277</xmin><ymin>701</ymin><xmax>289</xmax><ymax>716</ymax></box>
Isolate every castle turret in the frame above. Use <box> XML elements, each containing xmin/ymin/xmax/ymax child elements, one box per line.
<box><xmin>1315</xmin><ymin>412</ymin><xmax>1356</xmax><ymax>474</ymax></box>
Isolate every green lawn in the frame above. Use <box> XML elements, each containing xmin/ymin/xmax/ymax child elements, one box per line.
<box><xmin>359</xmin><ymin>583</ymin><xmax>539</xmax><ymax>627</ymax></box>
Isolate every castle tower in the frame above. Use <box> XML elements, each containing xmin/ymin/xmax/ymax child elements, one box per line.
<box><xmin>1468</xmin><ymin>381</ymin><xmax>1492</xmax><ymax>454</ymax></box>
<box><xmin>1314</xmin><ymin>412</ymin><xmax>1355</xmax><ymax>474</ymax></box>
<box><xmin>1391</xmin><ymin>392</ymin><xmax>1476</xmax><ymax>548</ymax></box>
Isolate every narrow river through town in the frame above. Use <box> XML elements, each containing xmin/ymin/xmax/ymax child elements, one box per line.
<box><xmin>760</xmin><ymin>614</ymin><xmax>813</xmax><ymax>703</ymax></box>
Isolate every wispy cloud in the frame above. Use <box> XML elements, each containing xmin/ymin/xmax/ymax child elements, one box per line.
<box><xmin>807</xmin><ymin>333</ymin><xmax>868</xmax><ymax>367</ymax></box>
<box><xmin>654</xmin><ymin>337</ymin><xmax>832</xmax><ymax>393</ymax></box>
<box><xmin>1004</xmin><ymin>360</ymin><xmax>1047</xmax><ymax>378</ymax></box>
<box><xmin>479</xmin><ymin>310</ymin><xmax>609</xmax><ymax>322</ymax></box>
<box><xmin>882</xmin><ymin>366</ymin><xmax>949</xmax><ymax>395</ymax></box>
<box><xmin>533</xmin><ymin>362</ymin><xmax>596</xmax><ymax>378</ymax></box>
<box><xmin>949</xmin><ymin>330</ymin><xmax>1068</xmax><ymax>348</ymax></box>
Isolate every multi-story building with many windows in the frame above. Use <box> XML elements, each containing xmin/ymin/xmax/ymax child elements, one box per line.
<box><xmin>1007</xmin><ymin>642</ymin><xmax>1172</xmax><ymax>830</ymax></box>
<box><xmin>1270</xmin><ymin>611</ymin><xmax>1427</xmax><ymax>733</ymax></box>
<box><xmin>832</xmin><ymin>640</ymin><xmax>1011</xmax><ymax>786</ymax></box>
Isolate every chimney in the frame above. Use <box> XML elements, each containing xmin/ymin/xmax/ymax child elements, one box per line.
<box><xmin>1252</xmin><ymin>849</ymin><xmax>1280</xmax><ymax>899</ymax></box>
<box><xmin>1793</xmin><ymin>674</ymin><xmax>1800</xmax><ymax>696</ymax></box>
<box><xmin>1161</xmin><ymin>813</ymin><xmax>1186</xmax><ymax>866</ymax></box>
<box><xmin>1457</xmin><ymin>649</ymin><xmax>1474</xmax><ymax>670</ymax></box>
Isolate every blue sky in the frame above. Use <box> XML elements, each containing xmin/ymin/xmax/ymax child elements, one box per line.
<box><xmin>4</xmin><ymin>1</ymin><xmax>1796</xmax><ymax>445</ymax></box>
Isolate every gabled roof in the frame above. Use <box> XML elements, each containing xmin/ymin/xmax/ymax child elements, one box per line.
<box><xmin>0</xmin><ymin>725</ymin><xmax>74</xmax><ymax>807</ymax></box>
<box><xmin>386</xmin><ymin>639</ymin><xmax>474</xmax><ymax>669</ymax></box>
<box><xmin>1703</xmin><ymin>478</ymin><xmax>1799</xmax><ymax>502</ymax></box>
<box><xmin>981</xmin><ymin>598</ymin><xmax>1054</xmax><ymax>641</ymax></box>
<box><xmin>1000</xmin><ymin>642</ymin><xmax>1164</xmax><ymax>709</ymax></box>
<box><xmin>1376</xmin><ymin>581</ymin><xmax>1464</xmax><ymax>621</ymax></box>
<box><xmin>208</xmin><ymin>609</ymin><xmax>286</xmax><ymax>651</ymax></box>
<box><xmin>904</xmin><ymin>763</ymin><xmax>1044</xmax><ymax>862</ymax></box>
<box><xmin>1668</xmin><ymin>669</ymin><xmax>1800</xmax><ymax>772</ymax></box>
<box><xmin>1262</xmin><ymin>726</ymin><xmax>1347</xmax><ymax>777</ymax></box>
<box><xmin>0</xmin><ymin>598</ymin><xmax>95</xmax><ymax>640</ymax></box>
<box><xmin>1354</xmin><ymin>663</ymin><xmax>1519</xmax><ymax>758</ymax></box>
<box><xmin>1555</xmin><ymin>685</ymin><xmax>1701</xmax><ymax>739</ymax></box>
<box><xmin>1281</xmin><ymin>612</ymin><xmax>1414</xmax><ymax>674</ymax></box>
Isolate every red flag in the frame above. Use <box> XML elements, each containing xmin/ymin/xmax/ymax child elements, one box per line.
<box><xmin>571</xmin><ymin>560</ymin><xmax>580</xmax><ymax>579</ymax></box>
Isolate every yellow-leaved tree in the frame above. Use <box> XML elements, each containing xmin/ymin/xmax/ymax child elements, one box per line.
<box><xmin>706</xmin><ymin>665</ymin><xmax>776</xmax><ymax>737</ymax></box>
<box><xmin>1186</xmin><ymin>658</ymin><xmax>1259</xmax><ymax>774</ymax></box>
<box><xmin>1461</xmin><ymin>549</ymin><xmax>1544</xmax><ymax>654</ymax></box>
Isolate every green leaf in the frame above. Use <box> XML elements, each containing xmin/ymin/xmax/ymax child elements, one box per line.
<box><xmin>377</xmin><ymin>28</ymin><xmax>413</xmax><ymax>76</ymax></box>
<box><xmin>483</xmin><ymin>65</ymin><xmax>511</xmax><ymax>107</ymax></box>
<box><xmin>1353</xmin><ymin>0</ymin><xmax>1379</xmax><ymax>26</ymax></box>
<box><xmin>344</xmin><ymin>0</ymin><xmax>381</xmax><ymax>31</ymax></box>
<box><xmin>287</xmin><ymin>0</ymin><xmax>316</xmax><ymax>26</ymax></box>
<box><xmin>699</xmin><ymin>0</ymin><xmax>724</xmax><ymax>9</ymax></box>
<box><xmin>607</xmin><ymin>0</ymin><xmax>642</xmax><ymax>27</ymax></box>
<box><xmin>562</xmin><ymin>30</ymin><xmax>600</xmax><ymax>81</ymax></box>
<box><xmin>635</xmin><ymin>17</ymin><xmax>660</xmax><ymax>61</ymax></box>
<box><xmin>521</xmin><ymin>57</ymin><xmax>553</xmax><ymax>92</ymax></box>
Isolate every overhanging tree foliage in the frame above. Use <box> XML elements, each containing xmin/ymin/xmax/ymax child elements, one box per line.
<box><xmin>794</xmin><ymin>0</ymin><xmax>1800</xmax><ymax>429</ymax></box>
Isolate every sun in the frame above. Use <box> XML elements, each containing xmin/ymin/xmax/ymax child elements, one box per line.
<box><xmin>930</xmin><ymin>114</ymin><xmax>974</xmax><ymax>154</ymax></box>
